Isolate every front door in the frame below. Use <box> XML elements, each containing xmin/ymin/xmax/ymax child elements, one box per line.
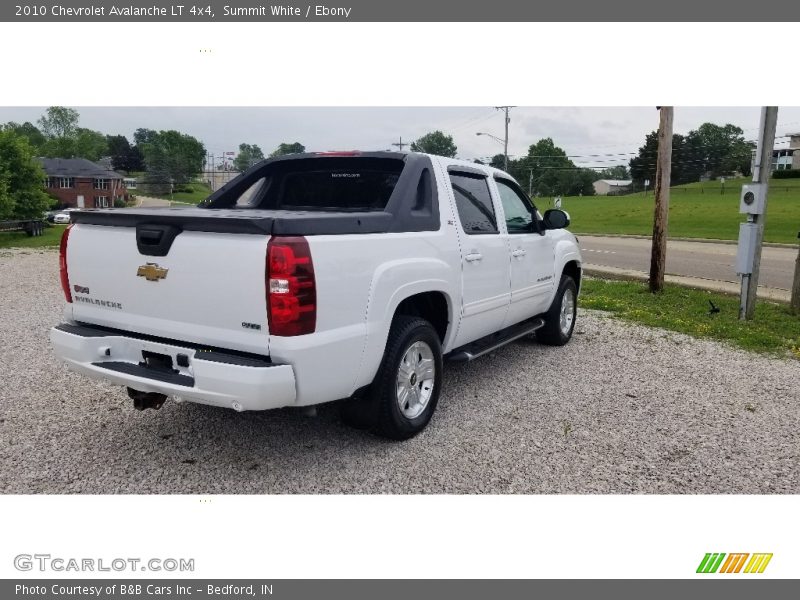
<box><xmin>448</xmin><ymin>170</ymin><xmax>511</xmax><ymax>347</ymax></box>
<box><xmin>494</xmin><ymin>178</ymin><xmax>555</xmax><ymax>328</ymax></box>
<box><xmin>76</xmin><ymin>195</ymin><xmax>85</xmax><ymax>208</ymax></box>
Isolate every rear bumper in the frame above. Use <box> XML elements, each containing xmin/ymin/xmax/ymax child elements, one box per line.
<box><xmin>50</xmin><ymin>323</ymin><xmax>296</xmax><ymax>411</ymax></box>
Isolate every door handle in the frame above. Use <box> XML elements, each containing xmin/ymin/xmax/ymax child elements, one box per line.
<box><xmin>465</xmin><ymin>253</ymin><xmax>483</xmax><ymax>262</ymax></box>
<box><xmin>511</xmin><ymin>249</ymin><xmax>527</xmax><ymax>258</ymax></box>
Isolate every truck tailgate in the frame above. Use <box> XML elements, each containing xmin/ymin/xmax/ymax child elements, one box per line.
<box><xmin>66</xmin><ymin>223</ymin><xmax>271</xmax><ymax>356</ymax></box>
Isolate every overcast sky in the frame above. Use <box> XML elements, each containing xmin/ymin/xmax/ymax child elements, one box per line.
<box><xmin>2</xmin><ymin>106</ymin><xmax>799</xmax><ymax>168</ymax></box>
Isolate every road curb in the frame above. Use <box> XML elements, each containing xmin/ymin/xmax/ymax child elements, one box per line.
<box><xmin>575</xmin><ymin>233</ymin><xmax>796</xmax><ymax>249</ymax></box>
<box><xmin>583</xmin><ymin>264</ymin><xmax>791</xmax><ymax>304</ymax></box>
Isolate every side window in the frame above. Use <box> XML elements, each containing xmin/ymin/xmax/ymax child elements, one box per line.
<box><xmin>495</xmin><ymin>179</ymin><xmax>533</xmax><ymax>234</ymax></box>
<box><xmin>449</xmin><ymin>172</ymin><xmax>498</xmax><ymax>234</ymax></box>
<box><xmin>236</xmin><ymin>177</ymin><xmax>269</xmax><ymax>207</ymax></box>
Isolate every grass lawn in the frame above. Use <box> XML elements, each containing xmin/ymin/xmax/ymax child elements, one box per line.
<box><xmin>0</xmin><ymin>224</ymin><xmax>67</xmax><ymax>249</ymax></box>
<box><xmin>133</xmin><ymin>181</ymin><xmax>213</xmax><ymax>205</ymax></box>
<box><xmin>580</xmin><ymin>278</ymin><xmax>800</xmax><ymax>359</ymax></box>
<box><xmin>551</xmin><ymin>177</ymin><xmax>800</xmax><ymax>244</ymax></box>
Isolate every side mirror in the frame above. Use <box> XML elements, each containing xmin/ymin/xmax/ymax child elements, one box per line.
<box><xmin>542</xmin><ymin>209</ymin><xmax>570</xmax><ymax>230</ymax></box>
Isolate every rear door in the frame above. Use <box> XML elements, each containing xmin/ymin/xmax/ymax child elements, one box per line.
<box><xmin>493</xmin><ymin>177</ymin><xmax>555</xmax><ymax>327</ymax></box>
<box><xmin>447</xmin><ymin>169</ymin><xmax>511</xmax><ymax>346</ymax></box>
<box><xmin>66</xmin><ymin>223</ymin><xmax>271</xmax><ymax>355</ymax></box>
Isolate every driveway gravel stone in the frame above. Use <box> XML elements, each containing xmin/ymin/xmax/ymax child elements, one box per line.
<box><xmin>1</xmin><ymin>248</ymin><xmax>797</xmax><ymax>493</ymax></box>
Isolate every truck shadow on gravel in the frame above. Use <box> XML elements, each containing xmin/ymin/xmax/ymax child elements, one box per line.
<box><xmin>68</xmin><ymin>338</ymin><xmax>578</xmax><ymax>493</ymax></box>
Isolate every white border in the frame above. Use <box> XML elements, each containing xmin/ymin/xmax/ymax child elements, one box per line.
<box><xmin>1</xmin><ymin>495</ymin><xmax>796</xmax><ymax>578</ymax></box>
<box><xmin>1</xmin><ymin>20</ymin><xmax>798</xmax><ymax>580</ymax></box>
<box><xmin>0</xmin><ymin>22</ymin><xmax>797</xmax><ymax>106</ymax></box>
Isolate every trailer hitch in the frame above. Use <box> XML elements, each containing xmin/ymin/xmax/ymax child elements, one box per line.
<box><xmin>127</xmin><ymin>387</ymin><xmax>168</xmax><ymax>411</ymax></box>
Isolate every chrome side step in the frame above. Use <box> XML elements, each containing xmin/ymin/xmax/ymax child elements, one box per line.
<box><xmin>446</xmin><ymin>317</ymin><xmax>545</xmax><ymax>362</ymax></box>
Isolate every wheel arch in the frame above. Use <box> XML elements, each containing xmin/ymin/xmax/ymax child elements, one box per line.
<box><xmin>561</xmin><ymin>259</ymin><xmax>582</xmax><ymax>293</ymax></box>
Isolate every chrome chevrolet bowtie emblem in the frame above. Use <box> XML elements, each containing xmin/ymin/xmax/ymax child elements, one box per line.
<box><xmin>136</xmin><ymin>263</ymin><xmax>168</xmax><ymax>281</ymax></box>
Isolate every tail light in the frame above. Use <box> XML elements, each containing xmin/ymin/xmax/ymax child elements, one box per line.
<box><xmin>59</xmin><ymin>224</ymin><xmax>73</xmax><ymax>303</ymax></box>
<box><xmin>266</xmin><ymin>236</ymin><xmax>316</xmax><ymax>336</ymax></box>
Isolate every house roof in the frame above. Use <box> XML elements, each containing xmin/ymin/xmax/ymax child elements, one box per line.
<box><xmin>597</xmin><ymin>179</ymin><xmax>632</xmax><ymax>186</ymax></box>
<box><xmin>37</xmin><ymin>157</ymin><xmax>124</xmax><ymax>179</ymax></box>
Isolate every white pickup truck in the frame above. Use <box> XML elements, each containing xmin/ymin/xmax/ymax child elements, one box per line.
<box><xmin>51</xmin><ymin>152</ymin><xmax>581</xmax><ymax>439</ymax></box>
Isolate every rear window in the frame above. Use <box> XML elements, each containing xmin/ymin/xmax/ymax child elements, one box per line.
<box><xmin>221</xmin><ymin>157</ymin><xmax>405</xmax><ymax>211</ymax></box>
<box><xmin>279</xmin><ymin>168</ymin><xmax>400</xmax><ymax>210</ymax></box>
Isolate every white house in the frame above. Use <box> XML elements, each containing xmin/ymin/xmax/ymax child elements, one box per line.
<box><xmin>593</xmin><ymin>179</ymin><xmax>633</xmax><ymax>196</ymax></box>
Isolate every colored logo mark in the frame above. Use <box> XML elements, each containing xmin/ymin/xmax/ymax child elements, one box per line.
<box><xmin>696</xmin><ymin>553</ymin><xmax>773</xmax><ymax>574</ymax></box>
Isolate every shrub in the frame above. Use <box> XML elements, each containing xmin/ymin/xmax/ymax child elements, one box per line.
<box><xmin>772</xmin><ymin>170</ymin><xmax>800</xmax><ymax>179</ymax></box>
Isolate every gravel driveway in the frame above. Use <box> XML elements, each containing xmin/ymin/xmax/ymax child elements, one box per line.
<box><xmin>1</xmin><ymin>248</ymin><xmax>798</xmax><ymax>494</ymax></box>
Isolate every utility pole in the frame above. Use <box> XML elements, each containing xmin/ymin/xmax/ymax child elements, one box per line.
<box><xmin>649</xmin><ymin>106</ymin><xmax>673</xmax><ymax>293</ymax></box>
<box><xmin>392</xmin><ymin>136</ymin><xmax>408</xmax><ymax>152</ymax></box>
<box><xmin>495</xmin><ymin>106</ymin><xmax>513</xmax><ymax>171</ymax></box>
<box><xmin>739</xmin><ymin>106</ymin><xmax>779</xmax><ymax>320</ymax></box>
<box><xmin>791</xmin><ymin>231</ymin><xmax>800</xmax><ymax>315</ymax></box>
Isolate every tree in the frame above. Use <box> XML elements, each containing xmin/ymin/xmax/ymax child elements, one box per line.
<box><xmin>35</xmin><ymin>107</ymin><xmax>108</xmax><ymax>160</ymax></box>
<box><xmin>0</xmin><ymin>129</ymin><xmax>52</xmax><ymax>220</ymax></box>
<box><xmin>409</xmin><ymin>131</ymin><xmax>457</xmax><ymax>157</ymax></box>
<box><xmin>2</xmin><ymin>121</ymin><xmax>45</xmax><ymax>152</ymax></box>
<box><xmin>37</xmin><ymin>106</ymin><xmax>79</xmax><ymax>139</ymax></box>
<box><xmin>596</xmin><ymin>165</ymin><xmax>629</xmax><ymax>180</ymax></box>
<box><xmin>138</xmin><ymin>130</ymin><xmax>205</xmax><ymax>186</ymax></box>
<box><xmin>140</xmin><ymin>142</ymin><xmax>172</xmax><ymax>196</ymax></box>
<box><xmin>234</xmin><ymin>143</ymin><xmax>265</xmax><ymax>171</ymax></box>
<box><xmin>519</xmin><ymin>138</ymin><xmax>573</xmax><ymax>196</ymax></box>
<box><xmin>685</xmin><ymin>123</ymin><xmax>753</xmax><ymax>178</ymax></box>
<box><xmin>489</xmin><ymin>154</ymin><xmax>505</xmax><ymax>169</ymax></box>
<box><xmin>133</xmin><ymin>128</ymin><xmax>158</xmax><ymax>146</ymax></box>
<box><xmin>270</xmin><ymin>142</ymin><xmax>305</xmax><ymax>157</ymax></box>
<box><xmin>630</xmin><ymin>122</ymin><xmax>756</xmax><ymax>187</ymax></box>
<box><xmin>106</xmin><ymin>135</ymin><xmax>144</xmax><ymax>172</ymax></box>
<box><xmin>73</xmin><ymin>128</ymin><xmax>108</xmax><ymax>162</ymax></box>
<box><xmin>630</xmin><ymin>131</ymin><xmax>695</xmax><ymax>186</ymax></box>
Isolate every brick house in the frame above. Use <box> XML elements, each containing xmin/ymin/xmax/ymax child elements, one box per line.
<box><xmin>38</xmin><ymin>157</ymin><xmax>128</xmax><ymax>209</ymax></box>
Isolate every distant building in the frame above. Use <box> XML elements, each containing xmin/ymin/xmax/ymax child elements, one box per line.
<box><xmin>593</xmin><ymin>179</ymin><xmax>633</xmax><ymax>196</ymax></box>
<box><xmin>38</xmin><ymin>157</ymin><xmax>128</xmax><ymax>209</ymax></box>
<box><xmin>751</xmin><ymin>132</ymin><xmax>800</xmax><ymax>173</ymax></box>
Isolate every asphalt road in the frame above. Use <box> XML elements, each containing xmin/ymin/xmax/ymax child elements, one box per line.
<box><xmin>136</xmin><ymin>196</ymin><xmax>171</xmax><ymax>208</ymax></box>
<box><xmin>1</xmin><ymin>249</ymin><xmax>798</xmax><ymax>494</ymax></box>
<box><xmin>579</xmin><ymin>236</ymin><xmax>797</xmax><ymax>290</ymax></box>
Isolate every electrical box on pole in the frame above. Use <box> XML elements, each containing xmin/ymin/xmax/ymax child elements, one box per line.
<box><xmin>737</xmin><ymin>106</ymin><xmax>778</xmax><ymax>320</ymax></box>
<box><xmin>735</xmin><ymin>223</ymin><xmax>758</xmax><ymax>274</ymax></box>
<box><xmin>739</xmin><ymin>184</ymin><xmax>767</xmax><ymax>214</ymax></box>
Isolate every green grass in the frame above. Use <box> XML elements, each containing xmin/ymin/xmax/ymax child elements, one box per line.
<box><xmin>580</xmin><ymin>278</ymin><xmax>800</xmax><ymax>358</ymax></box>
<box><xmin>0</xmin><ymin>224</ymin><xmax>68</xmax><ymax>249</ymax></box>
<box><xmin>552</xmin><ymin>177</ymin><xmax>800</xmax><ymax>244</ymax></box>
<box><xmin>133</xmin><ymin>181</ymin><xmax>212</xmax><ymax>205</ymax></box>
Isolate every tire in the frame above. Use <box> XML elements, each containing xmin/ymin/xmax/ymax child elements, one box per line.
<box><xmin>341</xmin><ymin>316</ymin><xmax>443</xmax><ymax>440</ymax></box>
<box><xmin>536</xmin><ymin>275</ymin><xmax>577</xmax><ymax>346</ymax></box>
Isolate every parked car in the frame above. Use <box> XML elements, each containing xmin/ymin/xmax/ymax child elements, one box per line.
<box><xmin>50</xmin><ymin>152</ymin><xmax>582</xmax><ymax>439</ymax></box>
<box><xmin>53</xmin><ymin>212</ymin><xmax>72</xmax><ymax>224</ymax></box>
